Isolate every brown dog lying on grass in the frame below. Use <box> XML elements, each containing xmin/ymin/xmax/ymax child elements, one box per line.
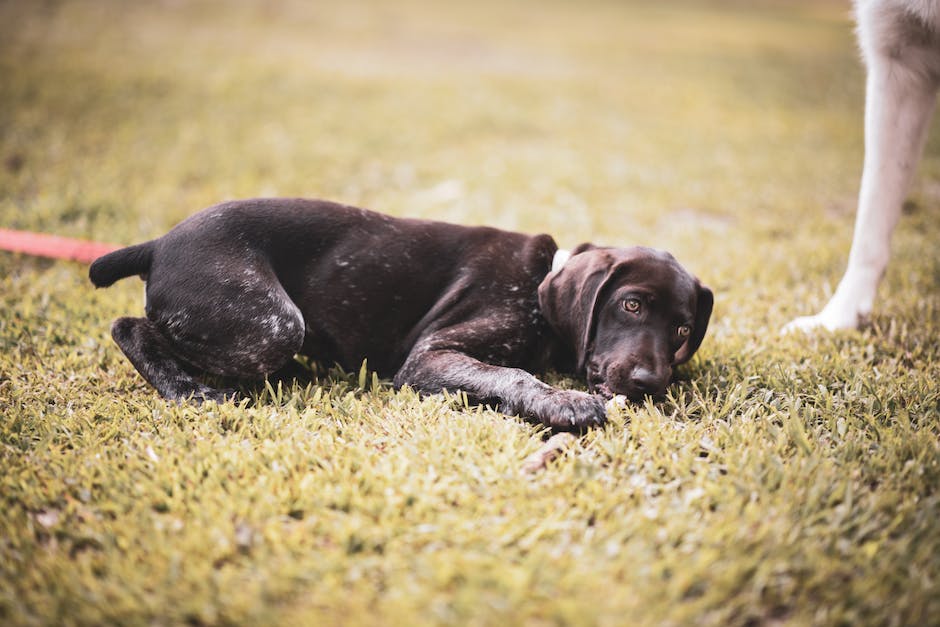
<box><xmin>90</xmin><ymin>198</ymin><xmax>713</xmax><ymax>430</ymax></box>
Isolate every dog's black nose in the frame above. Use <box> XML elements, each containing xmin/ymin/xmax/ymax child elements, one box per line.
<box><xmin>629</xmin><ymin>367</ymin><xmax>663</xmax><ymax>396</ymax></box>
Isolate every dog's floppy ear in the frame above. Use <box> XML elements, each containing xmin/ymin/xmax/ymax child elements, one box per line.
<box><xmin>538</xmin><ymin>244</ymin><xmax>618</xmax><ymax>371</ymax></box>
<box><xmin>673</xmin><ymin>281</ymin><xmax>713</xmax><ymax>366</ymax></box>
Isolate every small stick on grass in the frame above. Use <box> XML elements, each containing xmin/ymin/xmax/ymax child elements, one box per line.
<box><xmin>521</xmin><ymin>432</ymin><xmax>579</xmax><ymax>474</ymax></box>
<box><xmin>521</xmin><ymin>395</ymin><xmax>627</xmax><ymax>473</ymax></box>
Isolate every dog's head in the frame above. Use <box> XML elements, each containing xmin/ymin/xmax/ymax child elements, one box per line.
<box><xmin>538</xmin><ymin>244</ymin><xmax>713</xmax><ymax>402</ymax></box>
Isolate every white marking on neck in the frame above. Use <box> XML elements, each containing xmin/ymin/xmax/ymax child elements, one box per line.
<box><xmin>552</xmin><ymin>248</ymin><xmax>571</xmax><ymax>273</ymax></box>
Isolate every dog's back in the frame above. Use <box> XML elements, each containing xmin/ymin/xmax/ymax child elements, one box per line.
<box><xmin>96</xmin><ymin>198</ymin><xmax>559</xmax><ymax>378</ymax></box>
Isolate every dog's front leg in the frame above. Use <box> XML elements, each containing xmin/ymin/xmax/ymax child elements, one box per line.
<box><xmin>786</xmin><ymin>27</ymin><xmax>937</xmax><ymax>332</ymax></box>
<box><xmin>394</xmin><ymin>348</ymin><xmax>606</xmax><ymax>430</ymax></box>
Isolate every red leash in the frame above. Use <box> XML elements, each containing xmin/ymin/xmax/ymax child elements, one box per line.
<box><xmin>0</xmin><ymin>228</ymin><xmax>121</xmax><ymax>264</ymax></box>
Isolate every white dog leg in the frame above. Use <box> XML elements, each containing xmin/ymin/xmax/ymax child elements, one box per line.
<box><xmin>785</xmin><ymin>49</ymin><xmax>937</xmax><ymax>332</ymax></box>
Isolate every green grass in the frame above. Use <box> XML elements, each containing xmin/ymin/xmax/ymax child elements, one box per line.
<box><xmin>2</xmin><ymin>0</ymin><xmax>939</xmax><ymax>624</ymax></box>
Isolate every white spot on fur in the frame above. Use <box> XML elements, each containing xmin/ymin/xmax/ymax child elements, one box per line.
<box><xmin>552</xmin><ymin>249</ymin><xmax>571</xmax><ymax>273</ymax></box>
<box><xmin>263</xmin><ymin>314</ymin><xmax>283</xmax><ymax>336</ymax></box>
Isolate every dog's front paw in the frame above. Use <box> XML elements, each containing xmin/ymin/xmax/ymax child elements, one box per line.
<box><xmin>782</xmin><ymin>309</ymin><xmax>864</xmax><ymax>334</ymax></box>
<box><xmin>541</xmin><ymin>390</ymin><xmax>607</xmax><ymax>430</ymax></box>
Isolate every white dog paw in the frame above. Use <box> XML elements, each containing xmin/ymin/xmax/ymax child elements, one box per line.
<box><xmin>781</xmin><ymin>309</ymin><xmax>862</xmax><ymax>334</ymax></box>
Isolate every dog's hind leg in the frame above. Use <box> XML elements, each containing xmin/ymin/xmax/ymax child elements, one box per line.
<box><xmin>111</xmin><ymin>317</ymin><xmax>235</xmax><ymax>402</ymax></box>
<box><xmin>135</xmin><ymin>270</ymin><xmax>307</xmax><ymax>401</ymax></box>
<box><xmin>785</xmin><ymin>8</ymin><xmax>938</xmax><ymax>332</ymax></box>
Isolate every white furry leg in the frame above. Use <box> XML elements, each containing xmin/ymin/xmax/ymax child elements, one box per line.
<box><xmin>785</xmin><ymin>43</ymin><xmax>937</xmax><ymax>333</ymax></box>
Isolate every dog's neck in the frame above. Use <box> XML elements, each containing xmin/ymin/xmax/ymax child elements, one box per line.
<box><xmin>551</xmin><ymin>248</ymin><xmax>571</xmax><ymax>273</ymax></box>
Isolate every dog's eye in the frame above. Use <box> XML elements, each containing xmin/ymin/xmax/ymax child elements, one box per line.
<box><xmin>677</xmin><ymin>325</ymin><xmax>691</xmax><ymax>338</ymax></box>
<box><xmin>622</xmin><ymin>298</ymin><xmax>641</xmax><ymax>314</ymax></box>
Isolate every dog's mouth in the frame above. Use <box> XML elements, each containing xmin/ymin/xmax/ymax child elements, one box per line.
<box><xmin>588</xmin><ymin>370</ymin><xmax>666</xmax><ymax>403</ymax></box>
<box><xmin>587</xmin><ymin>373</ymin><xmax>615</xmax><ymax>400</ymax></box>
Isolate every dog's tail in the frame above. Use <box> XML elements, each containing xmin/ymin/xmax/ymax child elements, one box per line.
<box><xmin>89</xmin><ymin>240</ymin><xmax>155</xmax><ymax>288</ymax></box>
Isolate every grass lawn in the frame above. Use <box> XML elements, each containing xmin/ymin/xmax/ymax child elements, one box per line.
<box><xmin>2</xmin><ymin>0</ymin><xmax>939</xmax><ymax>624</ymax></box>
